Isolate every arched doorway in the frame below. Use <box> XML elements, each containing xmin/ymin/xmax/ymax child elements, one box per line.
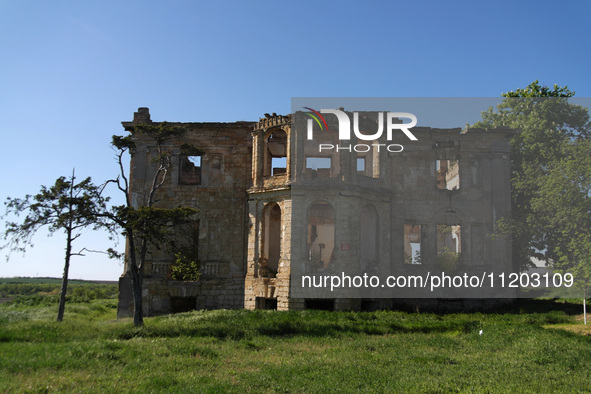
<box><xmin>262</xmin><ymin>203</ymin><xmax>282</xmax><ymax>276</ymax></box>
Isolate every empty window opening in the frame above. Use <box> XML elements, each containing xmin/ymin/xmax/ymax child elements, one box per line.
<box><xmin>436</xmin><ymin>160</ymin><xmax>460</xmax><ymax>190</ymax></box>
<box><xmin>306</xmin><ymin>157</ymin><xmax>332</xmax><ymax>178</ymax></box>
<box><xmin>305</xmin><ymin>299</ymin><xmax>335</xmax><ymax>310</ymax></box>
<box><xmin>255</xmin><ymin>297</ymin><xmax>277</xmax><ymax>310</ymax></box>
<box><xmin>265</xmin><ymin>130</ymin><xmax>287</xmax><ymax>177</ymax></box>
<box><xmin>404</xmin><ymin>224</ymin><xmax>422</xmax><ymax>265</ymax></box>
<box><xmin>307</xmin><ymin>202</ymin><xmax>335</xmax><ymax>270</ymax></box>
<box><xmin>170</xmin><ymin>296</ymin><xmax>196</xmax><ymax>313</ymax></box>
<box><xmin>271</xmin><ymin>157</ymin><xmax>286</xmax><ymax>176</ymax></box>
<box><xmin>180</xmin><ymin>155</ymin><xmax>202</xmax><ymax>185</ymax></box>
<box><xmin>437</xmin><ymin>225</ymin><xmax>461</xmax><ymax>271</ymax></box>
<box><xmin>357</xmin><ymin>157</ymin><xmax>366</xmax><ymax>173</ymax></box>
<box><xmin>174</xmin><ymin>220</ymin><xmax>199</xmax><ymax>254</ymax></box>
<box><xmin>357</xmin><ymin>140</ymin><xmax>378</xmax><ymax>178</ymax></box>
<box><xmin>170</xmin><ymin>220</ymin><xmax>200</xmax><ymax>281</ymax></box>
<box><xmin>306</xmin><ymin>157</ymin><xmax>331</xmax><ymax>169</ymax></box>
<box><xmin>262</xmin><ymin>203</ymin><xmax>282</xmax><ymax>277</ymax></box>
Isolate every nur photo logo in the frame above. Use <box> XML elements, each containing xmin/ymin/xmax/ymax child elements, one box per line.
<box><xmin>303</xmin><ymin>107</ymin><xmax>419</xmax><ymax>152</ymax></box>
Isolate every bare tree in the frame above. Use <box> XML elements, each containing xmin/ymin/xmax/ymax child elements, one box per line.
<box><xmin>108</xmin><ymin>123</ymin><xmax>200</xmax><ymax>326</ymax></box>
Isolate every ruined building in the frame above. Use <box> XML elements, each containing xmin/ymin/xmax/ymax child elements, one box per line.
<box><xmin>117</xmin><ymin>107</ymin><xmax>515</xmax><ymax>317</ymax></box>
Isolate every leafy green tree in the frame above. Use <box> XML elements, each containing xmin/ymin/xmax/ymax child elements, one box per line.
<box><xmin>1</xmin><ymin>171</ymin><xmax>110</xmax><ymax>321</ymax></box>
<box><xmin>474</xmin><ymin>81</ymin><xmax>591</xmax><ymax>317</ymax></box>
<box><xmin>531</xmin><ymin>140</ymin><xmax>591</xmax><ymax>321</ymax></box>
<box><xmin>108</xmin><ymin>122</ymin><xmax>200</xmax><ymax>326</ymax></box>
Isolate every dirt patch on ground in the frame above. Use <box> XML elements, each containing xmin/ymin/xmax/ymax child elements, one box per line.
<box><xmin>546</xmin><ymin>317</ymin><xmax>591</xmax><ymax>336</ymax></box>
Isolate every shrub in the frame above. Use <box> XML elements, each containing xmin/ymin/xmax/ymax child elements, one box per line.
<box><xmin>170</xmin><ymin>252</ymin><xmax>201</xmax><ymax>282</ymax></box>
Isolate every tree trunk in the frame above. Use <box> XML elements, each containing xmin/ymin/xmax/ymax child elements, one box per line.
<box><xmin>57</xmin><ymin>172</ymin><xmax>76</xmax><ymax>322</ymax></box>
<box><xmin>127</xmin><ymin>231</ymin><xmax>144</xmax><ymax>326</ymax></box>
<box><xmin>131</xmin><ymin>263</ymin><xmax>143</xmax><ymax>326</ymax></box>
<box><xmin>57</xmin><ymin>229</ymin><xmax>72</xmax><ymax>322</ymax></box>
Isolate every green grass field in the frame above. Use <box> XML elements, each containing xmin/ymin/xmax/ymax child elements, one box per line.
<box><xmin>0</xmin><ymin>279</ymin><xmax>590</xmax><ymax>392</ymax></box>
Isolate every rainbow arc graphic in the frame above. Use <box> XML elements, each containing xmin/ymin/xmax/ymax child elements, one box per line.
<box><xmin>303</xmin><ymin>107</ymin><xmax>329</xmax><ymax>132</ymax></box>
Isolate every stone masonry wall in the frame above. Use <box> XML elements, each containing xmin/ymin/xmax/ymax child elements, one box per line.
<box><xmin>118</xmin><ymin>108</ymin><xmax>515</xmax><ymax>317</ymax></box>
<box><xmin>117</xmin><ymin>108</ymin><xmax>255</xmax><ymax>317</ymax></box>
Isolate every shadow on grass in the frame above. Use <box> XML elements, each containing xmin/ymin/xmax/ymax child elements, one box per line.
<box><xmin>109</xmin><ymin>304</ymin><xmax>573</xmax><ymax>342</ymax></box>
<box><xmin>390</xmin><ymin>298</ymin><xmax>584</xmax><ymax>316</ymax></box>
<box><xmin>2</xmin><ymin>299</ymin><xmax>580</xmax><ymax>343</ymax></box>
<box><xmin>487</xmin><ymin>298</ymin><xmax>584</xmax><ymax>316</ymax></box>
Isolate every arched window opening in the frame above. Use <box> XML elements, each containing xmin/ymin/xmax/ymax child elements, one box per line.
<box><xmin>307</xmin><ymin>202</ymin><xmax>335</xmax><ymax>271</ymax></box>
<box><xmin>265</xmin><ymin>129</ymin><xmax>287</xmax><ymax>177</ymax></box>
<box><xmin>262</xmin><ymin>203</ymin><xmax>282</xmax><ymax>277</ymax></box>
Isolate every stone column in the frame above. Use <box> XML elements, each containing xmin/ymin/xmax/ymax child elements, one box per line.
<box><xmin>285</xmin><ymin>126</ymin><xmax>291</xmax><ymax>182</ymax></box>
<box><xmin>252</xmin><ymin>131</ymin><xmax>264</xmax><ymax>188</ymax></box>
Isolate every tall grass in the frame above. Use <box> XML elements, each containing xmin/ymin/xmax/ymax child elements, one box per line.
<box><xmin>1</xmin><ymin>298</ymin><xmax>590</xmax><ymax>392</ymax></box>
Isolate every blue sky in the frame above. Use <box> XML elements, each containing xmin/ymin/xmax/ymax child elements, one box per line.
<box><xmin>1</xmin><ymin>0</ymin><xmax>590</xmax><ymax>280</ymax></box>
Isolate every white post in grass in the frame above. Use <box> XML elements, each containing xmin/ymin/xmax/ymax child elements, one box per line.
<box><xmin>584</xmin><ymin>288</ymin><xmax>587</xmax><ymax>325</ymax></box>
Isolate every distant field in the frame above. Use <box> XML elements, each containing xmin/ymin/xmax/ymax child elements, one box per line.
<box><xmin>0</xmin><ymin>277</ymin><xmax>118</xmax><ymax>305</ymax></box>
<box><xmin>0</xmin><ymin>294</ymin><xmax>590</xmax><ymax>392</ymax></box>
